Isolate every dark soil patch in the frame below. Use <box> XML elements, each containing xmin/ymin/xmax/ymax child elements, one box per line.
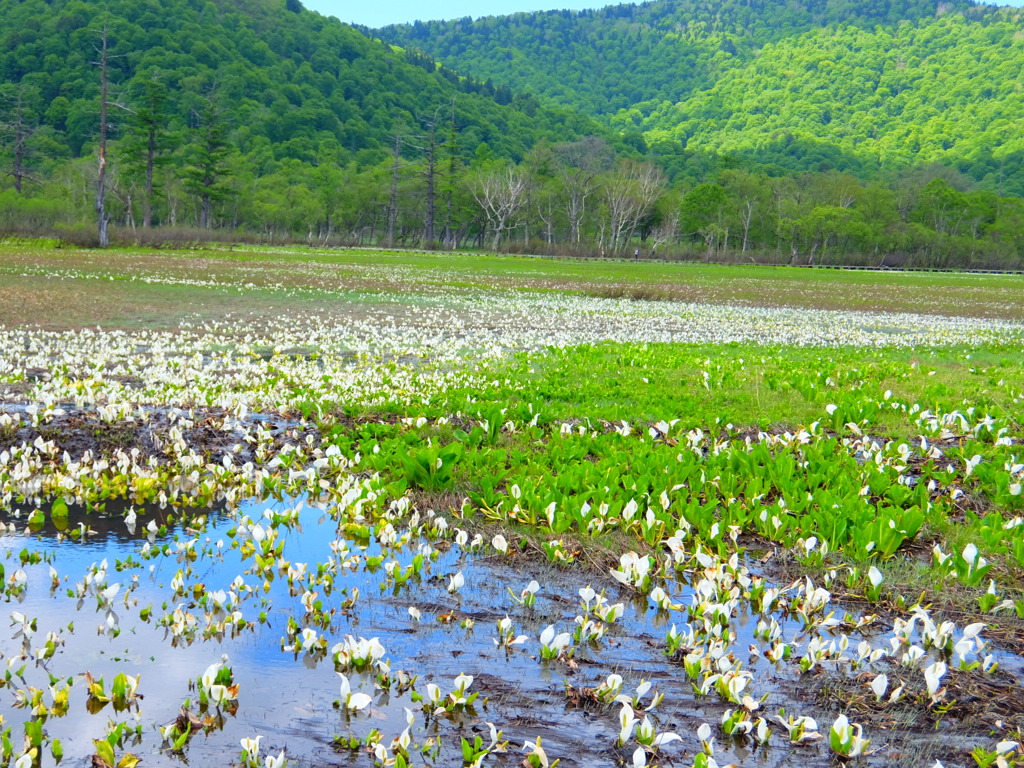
<box><xmin>0</xmin><ymin>406</ymin><xmax>318</xmax><ymax>465</ymax></box>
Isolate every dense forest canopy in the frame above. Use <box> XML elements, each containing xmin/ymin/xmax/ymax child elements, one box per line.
<box><xmin>1</xmin><ymin>0</ymin><xmax>598</xmax><ymax>163</ymax></box>
<box><xmin>378</xmin><ymin>0</ymin><xmax>1024</xmax><ymax>193</ymax></box>
<box><xmin>1</xmin><ymin>0</ymin><xmax>1023</xmax><ymax>268</ymax></box>
<box><xmin>0</xmin><ymin>0</ymin><xmax>608</xmax><ymax>236</ymax></box>
<box><xmin>379</xmin><ymin>0</ymin><xmax>988</xmax><ymax>116</ymax></box>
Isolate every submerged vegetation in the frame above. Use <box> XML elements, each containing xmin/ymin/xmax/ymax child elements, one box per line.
<box><xmin>0</xmin><ymin>246</ymin><xmax>1022</xmax><ymax>767</ymax></box>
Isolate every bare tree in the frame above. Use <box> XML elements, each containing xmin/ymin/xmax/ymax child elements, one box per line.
<box><xmin>470</xmin><ymin>164</ymin><xmax>528</xmax><ymax>251</ymax></box>
<box><xmin>533</xmin><ymin>179</ymin><xmax>560</xmax><ymax>246</ymax></box>
<box><xmin>385</xmin><ymin>126</ymin><xmax>403</xmax><ymax>246</ymax></box>
<box><xmin>649</xmin><ymin>208</ymin><xmax>679</xmax><ymax>253</ymax></box>
<box><xmin>555</xmin><ymin>136</ymin><xmax>612</xmax><ymax>245</ymax></box>
<box><xmin>406</xmin><ymin>108</ymin><xmax>445</xmax><ymax>246</ymax></box>
<box><xmin>602</xmin><ymin>159</ymin><xmax>665</xmax><ymax>251</ymax></box>
<box><xmin>719</xmin><ymin>170</ymin><xmax>769</xmax><ymax>254</ymax></box>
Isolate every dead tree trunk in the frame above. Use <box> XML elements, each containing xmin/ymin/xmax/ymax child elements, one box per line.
<box><xmin>386</xmin><ymin>128</ymin><xmax>402</xmax><ymax>247</ymax></box>
<box><xmin>96</xmin><ymin>26</ymin><xmax>111</xmax><ymax>247</ymax></box>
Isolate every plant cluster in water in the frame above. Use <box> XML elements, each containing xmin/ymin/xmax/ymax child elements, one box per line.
<box><xmin>1</xmin><ymin>285</ymin><xmax>1023</xmax><ymax>767</ymax></box>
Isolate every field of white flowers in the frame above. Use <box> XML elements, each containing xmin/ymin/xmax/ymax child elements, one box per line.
<box><xmin>1</xmin><ymin>249</ymin><xmax>1023</xmax><ymax>768</ymax></box>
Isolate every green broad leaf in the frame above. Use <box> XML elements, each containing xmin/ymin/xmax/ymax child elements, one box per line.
<box><xmin>173</xmin><ymin>724</ymin><xmax>192</xmax><ymax>751</ymax></box>
<box><xmin>93</xmin><ymin>739</ymin><xmax>116</xmax><ymax>767</ymax></box>
<box><xmin>112</xmin><ymin>673</ymin><xmax>128</xmax><ymax>703</ymax></box>
<box><xmin>24</xmin><ymin>719</ymin><xmax>43</xmax><ymax>747</ymax></box>
<box><xmin>107</xmin><ymin>722</ymin><xmax>125</xmax><ymax>747</ymax></box>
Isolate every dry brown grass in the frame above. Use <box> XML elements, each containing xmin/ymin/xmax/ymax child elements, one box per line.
<box><xmin>3</xmin><ymin>243</ymin><xmax>1024</xmax><ymax>332</ymax></box>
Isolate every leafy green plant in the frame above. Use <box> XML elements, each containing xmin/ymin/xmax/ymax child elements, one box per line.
<box><xmin>401</xmin><ymin>443</ymin><xmax>464</xmax><ymax>492</ymax></box>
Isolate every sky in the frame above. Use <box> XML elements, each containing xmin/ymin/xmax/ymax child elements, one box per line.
<box><xmin>301</xmin><ymin>0</ymin><xmax>607</xmax><ymax>28</ymax></box>
<box><xmin>304</xmin><ymin>0</ymin><xmax>1024</xmax><ymax>29</ymax></box>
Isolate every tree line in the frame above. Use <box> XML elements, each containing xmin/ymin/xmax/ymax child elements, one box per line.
<box><xmin>4</xmin><ymin>97</ymin><xmax>1022</xmax><ymax>269</ymax></box>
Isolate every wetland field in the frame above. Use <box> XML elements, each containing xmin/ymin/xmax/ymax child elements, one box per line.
<box><xmin>1</xmin><ymin>243</ymin><xmax>1023</xmax><ymax>768</ymax></box>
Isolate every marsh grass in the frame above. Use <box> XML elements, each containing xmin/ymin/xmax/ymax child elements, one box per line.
<box><xmin>2</xmin><ymin>242</ymin><xmax>1023</xmax><ymax>331</ymax></box>
<box><xmin>814</xmin><ymin>664</ymin><xmax>1024</xmax><ymax>736</ymax></box>
<box><xmin>775</xmin><ymin>545</ymin><xmax>1024</xmax><ymax>657</ymax></box>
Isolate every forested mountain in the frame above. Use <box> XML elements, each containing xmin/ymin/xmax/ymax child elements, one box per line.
<box><xmin>378</xmin><ymin>0</ymin><xmax>983</xmax><ymax>115</ymax></box>
<box><xmin>377</xmin><ymin>0</ymin><xmax>1024</xmax><ymax>192</ymax></box>
<box><xmin>2</xmin><ymin>0</ymin><xmax>1024</xmax><ymax>269</ymax></box>
<box><xmin>0</xmin><ymin>0</ymin><xmax>603</xmax><ymax>164</ymax></box>
<box><xmin>0</xmin><ymin>0</ymin><xmax>605</xmax><ymax>236</ymax></box>
<box><xmin>636</xmin><ymin>12</ymin><xmax>1024</xmax><ymax>192</ymax></box>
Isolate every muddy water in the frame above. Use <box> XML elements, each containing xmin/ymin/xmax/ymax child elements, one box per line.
<box><xmin>0</xmin><ymin>498</ymin><xmax>1016</xmax><ymax>768</ymax></box>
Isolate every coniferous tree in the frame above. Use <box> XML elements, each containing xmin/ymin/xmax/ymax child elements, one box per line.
<box><xmin>122</xmin><ymin>73</ymin><xmax>171</xmax><ymax>229</ymax></box>
<box><xmin>0</xmin><ymin>85</ymin><xmax>39</xmax><ymax>194</ymax></box>
<box><xmin>385</xmin><ymin>125</ymin><xmax>405</xmax><ymax>247</ymax></box>
<box><xmin>182</xmin><ymin>91</ymin><xmax>233</xmax><ymax>228</ymax></box>
<box><xmin>409</xmin><ymin>108</ymin><xmax>443</xmax><ymax>246</ymax></box>
<box><xmin>441</xmin><ymin>101</ymin><xmax>461</xmax><ymax>249</ymax></box>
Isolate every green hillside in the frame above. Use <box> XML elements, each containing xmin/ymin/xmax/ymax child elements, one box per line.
<box><xmin>0</xmin><ymin>0</ymin><xmax>600</xmax><ymax>161</ymax></box>
<box><xmin>376</xmin><ymin>0</ymin><xmax>1024</xmax><ymax>192</ymax></box>
<box><xmin>636</xmin><ymin>13</ymin><xmax>1024</xmax><ymax>191</ymax></box>
<box><xmin>377</xmin><ymin>0</ymin><xmax>980</xmax><ymax>115</ymax></box>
